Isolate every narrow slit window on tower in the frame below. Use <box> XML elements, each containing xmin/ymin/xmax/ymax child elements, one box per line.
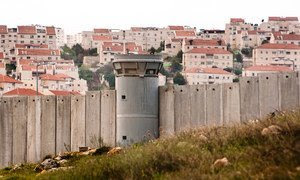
<box><xmin>121</xmin><ymin>95</ymin><xmax>126</xmax><ymax>100</ymax></box>
<box><xmin>122</xmin><ymin>136</ymin><xmax>127</xmax><ymax>140</ymax></box>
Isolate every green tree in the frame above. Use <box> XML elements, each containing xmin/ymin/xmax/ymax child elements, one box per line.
<box><xmin>241</xmin><ymin>48</ymin><xmax>253</xmax><ymax>57</ymax></box>
<box><xmin>79</xmin><ymin>66</ymin><xmax>93</xmax><ymax>81</ymax></box>
<box><xmin>176</xmin><ymin>50</ymin><xmax>183</xmax><ymax>61</ymax></box>
<box><xmin>233</xmin><ymin>69</ymin><xmax>242</xmax><ymax>75</ymax></box>
<box><xmin>234</xmin><ymin>52</ymin><xmax>243</xmax><ymax>63</ymax></box>
<box><xmin>173</xmin><ymin>73</ymin><xmax>186</xmax><ymax>85</ymax></box>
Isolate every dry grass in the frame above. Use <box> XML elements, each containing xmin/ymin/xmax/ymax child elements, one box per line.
<box><xmin>1</xmin><ymin>110</ymin><xmax>300</xmax><ymax>179</ymax></box>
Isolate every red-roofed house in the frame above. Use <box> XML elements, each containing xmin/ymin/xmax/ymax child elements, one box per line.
<box><xmin>94</xmin><ymin>29</ymin><xmax>110</xmax><ymax>34</ymax></box>
<box><xmin>183</xmin><ymin>48</ymin><xmax>233</xmax><ymax>69</ymax></box>
<box><xmin>0</xmin><ymin>25</ymin><xmax>8</xmax><ymax>34</ymax></box>
<box><xmin>243</xmin><ymin>65</ymin><xmax>292</xmax><ymax>77</ymax></box>
<box><xmin>253</xmin><ymin>43</ymin><xmax>300</xmax><ymax>69</ymax></box>
<box><xmin>18</xmin><ymin>26</ymin><xmax>36</xmax><ymax>34</ymax></box>
<box><xmin>99</xmin><ymin>42</ymin><xmax>145</xmax><ymax>64</ymax></box>
<box><xmin>182</xmin><ymin>39</ymin><xmax>226</xmax><ymax>52</ymax></box>
<box><xmin>175</xmin><ymin>30</ymin><xmax>196</xmax><ymax>38</ymax></box>
<box><xmin>168</xmin><ymin>26</ymin><xmax>184</xmax><ymax>31</ymax></box>
<box><xmin>17</xmin><ymin>49</ymin><xmax>60</xmax><ymax>61</ymax></box>
<box><xmin>271</xmin><ymin>33</ymin><xmax>300</xmax><ymax>45</ymax></box>
<box><xmin>184</xmin><ymin>67</ymin><xmax>234</xmax><ymax>85</ymax></box>
<box><xmin>0</xmin><ymin>74</ymin><xmax>22</xmax><ymax>95</ymax></box>
<box><xmin>46</xmin><ymin>27</ymin><xmax>56</xmax><ymax>35</ymax></box>
<box><xmin>3</xmin><ymin>88</ymin><xmax>42</xmax><ymax>96</ymax></box>
<box><xmin>259</xmin><ymin>17</ymin><xmax>300</xmax><ymax>33</ymax></box>
<box><xmin>0</xmin><ymin>52</ymin><xmax>4</xmax><ymax>60</ymax></box>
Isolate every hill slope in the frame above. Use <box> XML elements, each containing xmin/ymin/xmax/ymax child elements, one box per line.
<box><xmin>1</xmin><ymin>110</ymin><xmax>300</xmax><ymax>179</ymax></box>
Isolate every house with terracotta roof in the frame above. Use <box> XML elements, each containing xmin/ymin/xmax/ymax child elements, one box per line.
<box><xmin>271</xmin><ymin>33</ymin><xmax>300</xmax><ymax>45</ymax></box>
<box><xmin>174</xmin><ymin>30</ymin><xmax>196</xmax><ymax>39</ymax></box>
<box><xmin>16</xmin><ymin>49</ymin><xmax>60</xmax><ymax>61</ymax></box>
<box><xmin>183</xmin><ymin>48</ymin><xmax>233</xmax><ymax>70</ymax></box>
<box><xmin>242</xmin><ymin>65</ymin><xmax>292</xmax><ymax>77</ymax></box>
<box><xmin>184</xmin><ymin>67</ymin><xmax>234</xmax><ymax>85</ymax></box>
<box><xmin>0</xmin><ymin>74</ymin><xmax>22</xmax><ymax>96</ymax></box>
<box><xmin>99</xmin><ymin>42</ymin><xmax>145</xmax><ymax>64</ymax></box>
<box><xmin>182</xmin><ymin>39</ymin><xmax>227</xmax><ymax>53</ymax></box>
<box><xmin>3</xmin><ymin>88</ymin><xmax>42</xmax><ymax>96</ymax></box>
<box><xmin>253</xmin><ymin>43</ymin><xmax>300</xmax><ymax>70</ymax></box>
<box><xmin>259</xmin><ymin>17</ymin><xmax>300</xmax><ymax>33</ymax></box>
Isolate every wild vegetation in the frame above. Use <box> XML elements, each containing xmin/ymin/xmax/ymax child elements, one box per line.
<box><xmin>1</xmin><ymin>109</ymin><xmax>299</xmax><ymax>179</ymax></box>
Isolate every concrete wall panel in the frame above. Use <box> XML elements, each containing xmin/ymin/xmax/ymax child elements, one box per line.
<box><xmin>258</xmin><ymin>73</ymin><xmax>280</xmax><ymax>118</ymax></box>
<box><xmin>85</xmin><ymin>91</ymin><xmax>101</xmax><ymax>148</ymax></box>
<box><xmin>71</xmin><ymin>95</ymin><xmax>86</xmax><ymax>151</ymax></box>
<box><xmin>0</xmin><ymin>98</ymin><xmax>13</xmax><ymax>168</ymax></box>
<box><xmin>12</xmin><ymin>97</ymin><xmax>28</xmax><ymax>164</ymax></box>
<box><xmin>206</xmin><ymin>84</ymin><xmax>222</xmax><ymax>126</ymax></box>
<box><xmin>101</xmin><ymin>90</ymin><xmax>116</xmax><ymax>147</ymax></box>
<box><xmin>27</xmin><ymin>96</ymin><xmax>41</xmax><ymax>162</ymax></box>
<box><xmin>189</xmin><ymin>85</ymin><xmax>206</xmax><ymax>126</ymax></box>
<box><xmin>158</xmin><ymin>86</ymin><xmax>175</xmax><ymax>136</ymax></box>
<box><xmin>279</xmin><ymin>72</ymin><xmax>299</xmax><ymax>110</ymax></box>
<box><xmin>41</xmin><ymin>96</ymin><xmax>56</xmax><ymax>159</ymax></box>
<box><xmin>56</xmin><ymin>96</ymin><xmax>71</xmax><ymax>154</ymax></box>
<box><xmin>222</xmin><ymin>83</ymin><xmax>240</xmax><ymax>125</ymax></box>
<box><xmin>239</xmin><ymin>77</ymin><xmax>260</xmax><ymax>123</ymax></box>
<box><xmin>174</xmin><ymin>85</ymin><xmax>191</xmax><ymax>132</ymax></box>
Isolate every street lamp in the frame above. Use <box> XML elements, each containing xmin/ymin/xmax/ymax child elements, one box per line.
<box><xmin>274</xmin><ymin>57</ymin><xmax>295</xmax><ymax>71</ymax></box>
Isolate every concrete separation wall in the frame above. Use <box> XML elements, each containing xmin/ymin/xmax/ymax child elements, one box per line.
<box><xmin>1</xmin><ymin>72</ymin><xmax>300</xmax><ymax>168</ymax></box>
<box><xmin>0</xmin><ymin>90</ymin><xmax>116</xmax><ymax>168</ymax></box>
<box><xmin>159</xmin><ymin>72</ymin><xmax>300</xmax><ymax>135</ymax></box>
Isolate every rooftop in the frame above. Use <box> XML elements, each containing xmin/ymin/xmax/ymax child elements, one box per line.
<box><xmin>244</xmin><ymin>65</ymin><xmax>292</xmax><ymax>72</ymax></box>
<box><xmin>185</xmin><ymin>67</ymin><xmax>231</xmax><ymax>74</ymax></box>
<box><xmin>18</xmin><ymin>26</ymin><xmax>36</xmax><ymax>34</ymax></box>
<box><xmin>175</xmin><ymin>30</ymin><xmax>196</xmax><ymax>37</ymax></box>
<box><xmin>257</xmin><ymin>43</ymin><xmax>300</xmax><ymax>50</ymax></box>
<box><xmin>0</xmin><ymin>74</ymin><xmax>22</xmax><ymax>84</ymax></box>
<box><xmin>4</xmin><ymin>88</ymin><xmax>42</xmax><ymax>96</ymax></box>
<box><xmin>186</xmin><ymin>48</ymin><xmax>231</xmax><ymax>54</ymax></box>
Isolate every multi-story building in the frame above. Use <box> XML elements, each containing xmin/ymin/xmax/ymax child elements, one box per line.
<box><xmin>0</xmin><ymin>25</ymin><xmax>64</xmax><ymax>61</ymax></box>
<box><xmin>164</xmin><ymin>38</ymin><xmax>183</xmax><ymax>56</ymax></box>
<box><xmin>242</xmin><ymin>65</ymin><xmax>292</xmax><ymax>77</ymax></box>
<box><xmin>183</xmin><ymin>48</ymin><xmax>233</xmax><ymax>70</ymax></box>
<box><xmin>199</xmin><ymin>29</ymin><xmax>225</xmax><ymax>40</ymax></box>
<box><xmin>253</xmin><ymin>43</ymin><xmax>300</xmax><ymax>70</ymax></box>
<box><xmin>259</xmin><ymin>17</ymin><xmax>299</xmax><ymax>33</ymax></box>
<box><xmin>225</xmin><ymin>18</ymin><xmax>258</xmax><ymax>49</ymax></box>
<box><xmin>184</xmin><ymin>67</ymin><xmax>234</xmax><ymax>85</ymax></box>
<box><xmin>0</xmin><ymin>74</ymin><xmax>22</xmax><ymax>95</ymax></box>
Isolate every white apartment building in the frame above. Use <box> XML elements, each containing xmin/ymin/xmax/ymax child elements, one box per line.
<box><xmin>199</xmin><ymin>29</ymin><xmax>225</xmax><ymax>40</ymax></box>
<box><xmin>225</xmin><ymin>18</ymin><xmax>258</xmax><ymax>49</ymax></box>
<box><xmin>0</xmin><ymin>25</ymin><xmax>63</xmax><ymax>61</ymax></box>
<box><xmin>183</xmin><ymin>48</ymin><xmax>233</xmax><ymax>70</ymax></box>
<box><xmin>253</xmin><ymin>43</ymin><xmax>300</xmax><ymax>70</ymax></box>
<box><xmin>242</xmin><ymin>65</ymin><xmax>292</xmax><ymax>77</ymax></box>
<box><xmin>0</xmin><ymin>74</ymin><xmax>23</xmax><ymax>96</ymax></box>
<box><xmin>164</xmin><ymin>38</ymin><xmax>183</xmax><ymax>56</ymax></box>
<box><xmin>259</xmin><ymin>17</ymin><xmax>299</xmax><ymax>33</ymax></box>
<box><xmin>184</xmin><ymin>67</ymin><xmax>234</xmax><ymax>85</ymax></box>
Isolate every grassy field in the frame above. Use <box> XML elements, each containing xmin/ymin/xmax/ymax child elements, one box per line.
<box><xmin>1</xmin><ymin>110</ymin><xmax>300</xmax><ymax>179</ymax></box>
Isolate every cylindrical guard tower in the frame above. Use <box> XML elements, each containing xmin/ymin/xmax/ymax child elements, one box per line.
<box><xmin>113</xmin><ymin>54</ymin><xmax>163</xmax><ymax>146</ymax></box>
